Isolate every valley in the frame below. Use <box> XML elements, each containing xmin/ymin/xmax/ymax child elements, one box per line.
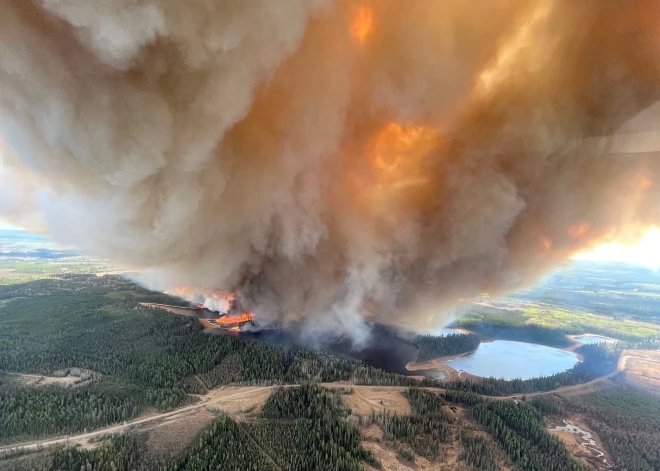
<box><xmin>0</xmin><ymin>247</ymin><xmax>659</xmax><ymax>469</ymax></box>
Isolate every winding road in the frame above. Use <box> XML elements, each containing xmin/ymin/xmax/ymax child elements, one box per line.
<box><xmin>0</xmin><ymin>370</ymin><xmax>621</xmax><ymax>456</ymax></box>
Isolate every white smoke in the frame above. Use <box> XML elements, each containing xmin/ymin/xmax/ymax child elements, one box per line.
<box><xmin>1</xmin><ymin>0</ymin><xmax>660</xmax><ymax>339</ymax></box>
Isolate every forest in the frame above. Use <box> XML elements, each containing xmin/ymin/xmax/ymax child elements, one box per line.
<box><xmin>535</xmin><ymin>380</ymin><xmax>660</xmax><ymax>471</ymax></box>
<box><xmin>0</xmin><ymin>379</ymin><xmax>144</xmax><ymax>445</ymax></box>
<box><xmin>0</xmin><ymin>275</ymin><xmax>432</xmax><ymax>444</ymax></box>
<box><xmin>458</xmin><ymin>431</ymin><xmax>501</xmax><ymax>471</ymax></box>
<box><xmin>246</xmin><ymin>384</ymin><xmax>379</xmax><ymax>470</ymax></box>
<box><xmin>376</xmin><ymin>388</ymin><xmax>454</xmax><ymax>460</ymax></box>
<box><xmin>1</xmin><ymin>381</ymin><xmax>640</xmax><ymax>471</ymax></box>
<box><xmin>0</xmin><ymin>384</ymin><xmax>380</xmax><ymax>471</ymax></box>
<box><xmin>0</xmin><ymin>274</ymin><xmax>637</xmax><ymax>447</ymax></box>
<box><xmin>414</xmin><ymin>333</ymin><xmax>480</xmax><ymax>361</ymax></box>
<box><xmin>445</xmin><ymin>390</ymin><xmax>588</xmax><ymax>471</ymax></box>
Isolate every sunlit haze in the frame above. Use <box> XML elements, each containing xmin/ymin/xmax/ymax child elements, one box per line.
<box><xmin>575</xmin><ymin>228</ymin><xmax>660</xmax><ymax>270</ymax></box>
<box><xmin>0</xmin><ymin>219</ymin><xmax>19</xmax><ymax>230</ymax></box>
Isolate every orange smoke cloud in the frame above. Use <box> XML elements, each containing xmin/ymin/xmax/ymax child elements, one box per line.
<box><xmin>2</xmin><ymin>0</ymin><xmax>660</xmax><ymax>338</ymax></box>
<box><xmin>567</xmin><ymin>224</ymin><xmax>589</xmax><ymax>240</ymax></box>
<box><xmin>350</xmin><ymin>4</ymin><xmax>374</xmax><ymax>45</ymax></box>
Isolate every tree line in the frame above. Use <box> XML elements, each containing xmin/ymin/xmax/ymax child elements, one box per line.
<box><xmin>415</xmin><ymin>333</ymin><xmax>480</xmax><ymax>362</ymax></box>
<box><xmin>445</xmin><ymin>390</ymin><xmax>588</xmax><ymax>471</ymax></box>
<box><xmin>0</xmin><ymin>276</ymin><xmax>440</xmax><ymax>444</ymax></box>
<box><xmin>544</xmin><ymin>380</ymin><xmax>660</xmax><ymax>471</ymax></box>
<box><xmin>445</xmin><ymin>343</ymin><xmax>620</xmax><ymax>396</ymax></box>
<box><xmin>249</xmin><ymin>383</ymin><xmax>379</xmax><ymax>470</ymax></box>
<box><xmin>0</xmin><ymin>379</ymin><xmax>143</xmax><ymax>445</ymax></box>
<box><xmin>376</xmin><ymin>388</ymin><xmax>454</xmax><ymax>460</ymax></box>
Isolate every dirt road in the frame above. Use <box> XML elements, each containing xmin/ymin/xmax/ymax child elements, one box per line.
<box><xmin>0</xmin><ymin>372</ymin><xmax>619</xmax><ymax>455</ymax></box>
<box><xmin>0</xmin><ymin>386</ymin><xmax>275</xmax><ymax>455</ymax></box>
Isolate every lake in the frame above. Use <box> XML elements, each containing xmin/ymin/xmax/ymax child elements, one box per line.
<box><xmin>573</xmin><ymin>335</ymin><xmax>617</xmax><ymax>345</ymax></box>
<box><xmin>446</xmin><ymin>340</ymin><xmax>579</xmax><ymax>380</ymax></box>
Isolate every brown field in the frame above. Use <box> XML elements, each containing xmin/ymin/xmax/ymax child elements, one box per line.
<box><xmin>139</xmin><ymin>303</ymin><xmax>199</xmax><ymax>317</ymax></box>
<box><xmin>0</xmin><ymin>269</ymin><xmax>15</xmax><ymax>278</ymax></box>
<box><xmin>0</xmin><ymin>386</ymin><xmax>276</xmax><ymax>455</ymax></box>
<box><xmin>363</xmin><ymin>440</ymin><xmax>434</xmax><ymax>470</ymax></box>
<box><xmin>619</xmin><ymin>350</ymin><xmax>660</xmax><ymax>393</ymax></box>
<box><xmin>143</xmin><ymin>409</ymin><xmax>217</xmax><ymax>460</ymax></box>
<box><xmin>406</xmin><ymin>357</ymin><xmax>479</xmax><ymax>382</ymax></box>
<box><xmin>343</xmin><ymin>387</ymin><xmax>412</xmax><ymax>416</ymax></box>
<box><xmin>4</xmin><ymin>373</ymin><xmax>82</xmax><ymax>388</ymax></box>
<box><xmin>203</xmin><ymin>386</ymin><xmax>273</xmax><ymax>417</ymax></box>
<box><xmin>358</xmin><ymin>395</ymin><xmax>511</xmax><ymax>471</ymax></box>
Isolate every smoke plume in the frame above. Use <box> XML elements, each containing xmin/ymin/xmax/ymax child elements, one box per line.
<box><xmin>2</xmin><ymin>0</ymin><xmax>660</xmax><ymax>339</ymax></box>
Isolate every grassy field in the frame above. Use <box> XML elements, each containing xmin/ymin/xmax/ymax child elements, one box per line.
<box><xmin>0</xmin><ymin>230</ymin><xmax>111</xmax><ymax>284</ymax></box>
<box><xmin>455</xmin><ymin>303</ymin><xmax>659</xmax><ymax>341</ymax></box>
<box><xmin>454</xmin><ymin>261</ymin><xmax>660</xmax><ymax>341</ymax></box>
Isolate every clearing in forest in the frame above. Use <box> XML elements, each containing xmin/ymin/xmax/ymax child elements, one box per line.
<box><xmin>343</xmin><ymin>387</ymin><xmax>412</xmax><ymax>415</ymax></box>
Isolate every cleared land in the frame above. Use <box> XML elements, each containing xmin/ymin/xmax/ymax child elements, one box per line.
<box><xmin>142</xmin><ymin>409</ymin><xmax>217</xmax><ymax>460</ymax></box>
<box><xmin>3</xmin><ymin>373</ymin><xmax>80</xmax><ymax>388</ymax></box>
<box><xmin>406</xmin><ymin>355</ymin><xmax>479</xmax><ymax>381</ymax></box>
<box><xmin>547</xmin><ymin>417</ymin><xmax>613</xmax><ymax>471</ymax></box>
<box><xmin>139</xmin><ymin>302</ymin><xmax>199</xmax><ymax>317</ymax></box>
<box><xmin>0</xmin><ymin>386</ymin><xmax>274</xmax><ymax>455</ymax></box>
<box><xmin>8</xmin><ymin>381</ymin><xmax>583</xmax><ymax>455</ymax></box>
<box><xmin>343</xmin><ymin>387</ymin><xmax>412</xmax><ymax>415</ymax></box>
<box><xmin>619</xmin><ymin>350</ymin><xmax>660</xmax><ymax>392</ymax></box>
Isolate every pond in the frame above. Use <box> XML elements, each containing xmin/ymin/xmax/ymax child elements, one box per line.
<box><xmin>573</xmin><ymin>335</ymin><xmax>617</xmax><ymax>345</ymax></box>
<box><xmin>446</xmin><ymin>340</ymin><xmax>579</xmax><ymax>380</ymax></box>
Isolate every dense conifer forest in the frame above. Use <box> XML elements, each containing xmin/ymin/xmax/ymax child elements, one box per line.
<box><xmin>0</xmin><ymin>379</ymin><xmax>143</xmax><ymax>445</ymax></box>
<box><xmin>415</xmin><ymin>333</ymin><xmax>480</xmax><ymax>361</ymax></box>
<box><xmin>377</xmin><ymin>388</ymin><xmax>454</xmax><ymax>460</ymax></box>
<box><xmin>445</xmin><ymin>390</ymin><xmax>588</xmax><ymax>471</ymax></box>
<box><xmin>246</xmin><ymin>384</ymin><xmax>379</xmax><ymax>470</ymax></box>
<box><xmin>534</xmin><ymin>381</ymin><xmax>660</xmax><ymax>471</ymax></box>
<box><xmin>458</xmin><ymin>431</ymin><xmax>501</xmax><ymax>471</ymax></box>
<box><xmin>0</xmin><ymin>275</ymin><xmax>429</xmax><ymax>444</ymax></box>
<box><xmin>1</xmin><ymin>274</ymin><xmax>659</xmax><ymax>470</ymax></box>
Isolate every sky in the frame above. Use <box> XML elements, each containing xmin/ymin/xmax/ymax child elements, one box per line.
<box><xmin>0</xmin><ymin>220</ymin><xmax>18</xmax><ymax>230</ymax></box>
<box><xmin>574</xmin><ymin>228</ymin><xmax>660</xmax><ymax>270</ymax></box>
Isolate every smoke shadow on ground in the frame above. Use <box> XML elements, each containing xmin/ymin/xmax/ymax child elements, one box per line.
<box><xmin>209</xmin><ymin>322</ymin><xmax>422</xmax><ymax>376</ymax></box>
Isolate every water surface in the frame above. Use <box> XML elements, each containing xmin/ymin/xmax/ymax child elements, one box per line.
<box><xmin>446</xmin><ymin>340</ymin><xmax>578</xmax><ymax>380</ymax></box>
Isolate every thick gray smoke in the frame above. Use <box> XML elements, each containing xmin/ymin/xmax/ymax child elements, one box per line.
<box><xmin>2</xmin><ymin>0</ymin><xmax>660</xmax><ymax>340</ymax></box>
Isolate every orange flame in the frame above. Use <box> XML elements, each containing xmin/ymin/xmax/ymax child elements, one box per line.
<box><xmin>369</xmin><ymin>122</ymin><xmax>439</xmax><ymax>193</ymax></box>
<box><xmin>351</xmin><ymin>4</ymin><xmax>374</xmax><ymax>45</ymax></box>
<box><xmin>567</xmin><ymin>224</ymin><xmax>589</xmax><ymax>239</ymax></box>
<box><xmin>540</xmin><ymin>235</ymin><xmax>553</xmax><ymax>250</ymax></box>
<box><xmin>639</xmin><ymin>175</ymin><xmax>652</xmax><ymax>191</ymax></box>
<box><xmin>216</xmin><ymin>312</ymin><xmax>255</xmax><ymax>325</ymax></box>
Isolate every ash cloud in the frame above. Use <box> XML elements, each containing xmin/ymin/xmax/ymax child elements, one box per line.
<box><xmin>1</xmin><ymin>0</ymin><xmax>660</xmax><ymax>339</ymax></box>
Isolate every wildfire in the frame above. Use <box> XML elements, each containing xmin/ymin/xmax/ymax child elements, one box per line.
<box><xmin>639</xmin><ymin>175</ymin><xmax>652</xmax><ymax>191</ymax></box>
<box><xmin>167</xmin><ymin>287</ymin><xmax>236</xmax><ymax>312</ymax></box>
<box><xmin>477</xmin><ymin>0</ymin><xmax>553</xmax><ymax>95</ymax></box>
<box><xmin>369</xmin><ymin>121</ymin><xmax>439</xmax><ymax>194</ymax></box>
<box><xmin>567</xmin><ymin>224</ymin><xmax>589</xmax><ymax>239</ymax></box>
<box><xmin>216</xmin><ymin>312</ymin><xmax>255</xmax><ymax>325</ymax></box>
<box><xmin>540</xmin><ymin>235</ymin><xmax>553</xmax><ymax>250</ymax></box>
<box><xmin>350</xmin><ymin>4</ymin><xmax>374</xmax><ymax>45</ymax></box>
